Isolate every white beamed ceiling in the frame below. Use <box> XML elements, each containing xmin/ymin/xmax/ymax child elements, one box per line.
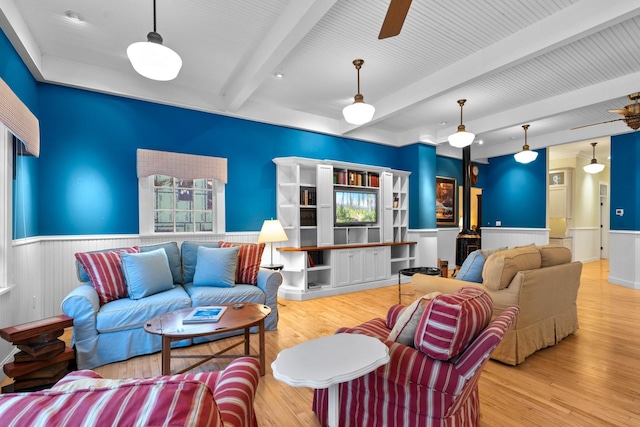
<box><xmin>2</xmin><ymin>0</ymin><xmax>640</xmax><ymax>160</ymax></box>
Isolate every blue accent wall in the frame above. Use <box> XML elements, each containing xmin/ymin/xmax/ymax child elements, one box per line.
<box><xmin>610</xmin><ymin>132</ymin><xmax>640</xmax><ymax>230</ymax></box>
<box><xmin>0</xmin><ymin>29</ymin><xmax>40</xmax><ymax>238</ymax></box>
<box><xmin>400</xmin><ymin>144</ymin><xmax>436</xmax><ymax>229</ymax></box>
<box><xmin>482</xmin><ymin>149</ymin><xmax>547</xmax><ymax>228</ymax></box>
<box><xmin>37</xmin><ymin>84</ymin><xmax>404</xmax><ymax>234</ymax></box>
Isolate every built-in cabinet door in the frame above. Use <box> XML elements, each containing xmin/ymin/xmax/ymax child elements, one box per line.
<box><xmin>316</xmin><ymin>164</ymin><xmax>334</xmax><ymax>246</ymax></box>
<box><xmin>333</xmin><ymin>249</ymin><xmax>364</xmax><ymax>287</ymax></box>
<box><xmin>381</xmin><ymin>171</ymin><xmax>394</xmax><ymax>243</ymax></box>
<box><xmin>363</xmin><ymin>247</ymin><xmax>390</xmax><ymax>282</ymax></box>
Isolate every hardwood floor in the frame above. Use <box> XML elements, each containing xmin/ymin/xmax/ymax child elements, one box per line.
<box><xmin>4</xmin><ymin>260</ymin><xmax>639</xmax><ymax>425</ymax></box>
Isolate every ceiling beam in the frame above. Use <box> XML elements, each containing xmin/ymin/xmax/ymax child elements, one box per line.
<box><xmin>342</xmin><ymin>0</ymin><xmax>640</xmax><ymax>135</ymax></box>
<box><xmin>223</xmin><ymin>0</ymin><xmax>337</xmax><ymax>112</ymax></box>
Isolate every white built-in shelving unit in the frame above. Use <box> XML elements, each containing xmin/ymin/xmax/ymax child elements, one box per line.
<box><xmin>273</xmin><ymin>157</ymin><xmax>414</xmax><ymax>300</ymax></box>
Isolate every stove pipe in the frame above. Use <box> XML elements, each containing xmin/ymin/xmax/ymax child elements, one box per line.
<box><xmin>456</xmin><ymin>145</ymin><xmax>481</xmax><ymax>267</ymax></box>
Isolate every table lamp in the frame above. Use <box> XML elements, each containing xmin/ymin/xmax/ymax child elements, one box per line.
<box><xmin>257</xmin><ymin>219</ymin><xmax>288</xmax><ymax>267</ymax></box>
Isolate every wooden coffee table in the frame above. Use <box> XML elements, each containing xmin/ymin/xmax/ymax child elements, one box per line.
<box><xmin>144</xmin><ymin>303</ymin><xmax>271</xmax><ymax>376</ymax></box>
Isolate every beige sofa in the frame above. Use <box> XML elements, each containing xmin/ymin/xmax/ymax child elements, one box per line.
<box><xmin>411</xmin><ymin>245</ymin><xmax>582</xmax><ymax>365</ymax></box>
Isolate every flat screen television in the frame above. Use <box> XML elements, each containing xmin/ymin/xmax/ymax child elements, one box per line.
<box><xmin>334</xmin><ymin>188</ymin><xmax>378</xmax><ymax>226</ymax></box>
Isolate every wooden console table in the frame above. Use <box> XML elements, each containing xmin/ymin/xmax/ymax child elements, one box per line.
<box><xmin>1</xmin><ymin>315</ymin><xmax>74</xmax><ymax>392</ymax></box>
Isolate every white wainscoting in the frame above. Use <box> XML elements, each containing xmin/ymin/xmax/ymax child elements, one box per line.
<box><xmin>569</xmin><ymin>227</ymin><xmax>600</xmax><ymax>263</ymax></box>
<box><xmin>436</xmin><ymin>228</ymin><xmax>460</xmax><ymax>268</ymax></box>
<box><xmin>609</xmin><ymin>231</ymin><xmax>640</xmax><ymax>290</ymax></box>
<box><xmin>480</xmin><ymin>227</ymin><xmax>549</xmax><ymax>250</ymax></box>
<box><xmin>407</xmin><ymin>229</ymin><xmax>438</xmax><ymax>268</ymax></box>
<box><xmin>2</xmin><ymin>233</ymin><xmax>261</xmax><ymax>360</ymax></box>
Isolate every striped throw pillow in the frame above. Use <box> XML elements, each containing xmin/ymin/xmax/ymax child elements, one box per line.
<box><xmin>75</xmin><ymin>247</ymin><xmax>139</xmax><ymax>305</ymax></box>
<box><xmin>414</xmin><ymin>286</ymin><xmax>493</xmax><ymax>360</ymax></box>
<box><xmin>218</xmin><ymin>241</ymin><xmax>265</xmax><ymax>285</ymax></box>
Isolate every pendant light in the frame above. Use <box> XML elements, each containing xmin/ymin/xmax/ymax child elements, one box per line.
<box><xmin>448</xmin><ymin>99</ymin><xmax>475</xmax><ymax>148</ymax></box>
<box><xmin>514</xmin><ymin>124</ymin><xmax>538</xmax><ymax>164</ymax></box>
<box><xmin>343</xmin><ymin>59</ymin><xmax>375</xmax><ymax>125</ymax></box>
<box><xmin>583</xmin><ymin>142</ymin><xmax>605</xmax><ymax>174</ymax></box>
<box><xmin>127</xmin><ymin>0</ymin><xmax>182</xmax><ymax>81</ymax></box>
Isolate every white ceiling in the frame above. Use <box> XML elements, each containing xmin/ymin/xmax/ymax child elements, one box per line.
<box><xmin>1</xmin><ymin>0</ymin><xmax>640</xmax><ymax>161</ymax></box>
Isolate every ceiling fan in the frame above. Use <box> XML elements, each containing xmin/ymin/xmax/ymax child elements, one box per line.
<box><xmin>379</xmin><ymin>0</ymin><xmax>413</xmax><ymax>39</ymax></box>
<box><xmin>571</xmin><ymin>92</ymin><xmax>640</xmax><ymax>131</ymax></box>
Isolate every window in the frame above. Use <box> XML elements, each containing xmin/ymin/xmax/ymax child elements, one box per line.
<box><xmin>153</xmin><ymin>175</ymin><xmax>218</xmax><ymax>233</ymax></box>
<box><xmin>137</xmin><ymin>149</ymin><xmax>227</xmax><ymax>235</ymax></box>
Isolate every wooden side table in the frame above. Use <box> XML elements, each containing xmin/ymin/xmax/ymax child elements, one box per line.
<box><xmin>1</xmin><ymin>315</ymin><xmax>74</xmax><ymax>392</ymax></box>
<box><xmin>272</xmin><ymin>333</ymin><xmax>389</xmax><ymax>427</ymax></box>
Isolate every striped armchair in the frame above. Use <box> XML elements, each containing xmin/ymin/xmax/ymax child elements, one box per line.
<box><xmin>313</xmin><ymin>287</ymin><xmax>519</xmax><ymax>427</ymax></box>
<box><xmin>0</xmin><ymin>357</ymin><xmax>260</xmax><ymax>427</ymax></box>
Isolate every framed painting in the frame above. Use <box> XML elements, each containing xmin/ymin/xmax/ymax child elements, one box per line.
<box><xmin>436</xmin><ymin>176</ymin><xmax>456</xmax><ymax>225</ymax></box>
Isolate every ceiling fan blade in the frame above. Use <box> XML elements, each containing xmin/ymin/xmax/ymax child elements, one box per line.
<box><xmin>570</xmin><ymin>118</ymin><xmax>624</xmax><ymax>130</ymax></box>
<box><xmin>378</xmin><ymin>0</ymin><xmax>413</xmax><ymax>39</ymax></box>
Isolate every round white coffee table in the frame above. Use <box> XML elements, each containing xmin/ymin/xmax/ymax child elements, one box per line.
<box><xmin>271</xmin><ymin>333</ymin><xmax>389</xmax><ymax>427</ymax></box>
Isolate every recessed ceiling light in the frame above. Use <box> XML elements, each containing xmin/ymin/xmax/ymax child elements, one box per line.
<box><xmin>65</xmin><ymin>10</ymin><xmax>84</xmax><ymax>22</ymax></box>
<box><xmin>440</xmin><ymin>121</ymin><xmax>447</xmax><ymax>126</ymax></box>
<box><xmin>274</xmin><ymin>72</ymin><xmax>284</xmax><ymax>79</ymax></box>
<box><xmin>477</xmin><ymin>139</ymin><xmax>483</xmax><ymax>145</ymax></box>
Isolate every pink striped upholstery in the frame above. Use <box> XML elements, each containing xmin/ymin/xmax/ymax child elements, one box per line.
<box><xmin>313</xmin><ymin>302</ymin><xmax>519</xmax><ymax>427</ymax></box>
<box><xmin>218</xmin><ymin>241</ymin><xmax>265</xmax><ymax>285</ymax></box>
<box><xmin>414</xmin><ymin>286</ymin><xmax>493</xmax><ymax>360</ymax></box>
<box><xmin>75</xmin><ymin>246</ymin><xmax>139</xmax><ymax>305</ymax></box>
<box><xmin>0</xmin><ymin>357</ymin><xmax>260</xmax><ymax>427</ymax></box>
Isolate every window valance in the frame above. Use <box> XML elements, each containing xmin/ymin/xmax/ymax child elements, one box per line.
<box><xmin>0</xmin><ymin>77</ymin><xmax>39</xmax><ymax>157</ymax></box>
<box><xmin>136</xmin><ymin>149</ymin><xmax>227</xmax><ymax>183</ymax></box>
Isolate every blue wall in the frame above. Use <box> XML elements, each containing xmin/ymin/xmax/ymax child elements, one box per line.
<box><xmin>0</xmin><ymin>29</ymin><xmax>40</xmax><ymax>239</ymax></box>
<box><xmin>37</xmin><ymin>84</ymin><xmax>406</xmax><ymax>234</ymax></box>
<box><xmin>482</xmin><ymin>149</ymin><xmax>547</xmax><ymax>228</ymax></box>
<box><xmin>1</xmin><ymin>27</ymin><xmax>553</xmax><ymax>238</ymax></box>
<box><xmin>400</xmin><ymin>144</ymin><xmax>437</xmax><ymax>229</ymax></box>
<box><xmin>610</xmin><ymin>132</ymin><xmax>640</xmax><ymax>230</ymax></box>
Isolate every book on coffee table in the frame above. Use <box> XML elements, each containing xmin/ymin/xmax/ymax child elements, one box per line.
<box><xmin>183</xmin><ymin>306</ymin><xmax>228</xmax><ymax>323</ymax></box>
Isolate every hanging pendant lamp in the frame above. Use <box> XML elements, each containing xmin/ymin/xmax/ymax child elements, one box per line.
<box><xmin>514</xmin><ymin>124</ymin><xmax>538</xmax><ymax>164</ymax></box>
<box><xmin>448</xmin><ymin>99</ymin><xmax>475</xmax><ymax>148</ymax></box>
<box><xmin>583</xmin><ymin>142</ymin><xmax>605</xmax><ymax>174</ymax></box>
<box><xmin>127</xmin><ymin>0</ymin><xmax>182</xmax><ymax>81</ymax></box>
<box><xmin>343</xmin><ymin>59</ymin><xmax>375</xmax><ymax>125</ymax></box>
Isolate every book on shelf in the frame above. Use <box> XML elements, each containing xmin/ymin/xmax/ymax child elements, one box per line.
<box><xmin>307</xmin><ymin>253</ymin><xmax>315</xmax><ymax>268</ymax></box>
<box><xmin>183</xmin><ymin>306</ymin><xmax>227</xmax><ymax>323</ymax></box>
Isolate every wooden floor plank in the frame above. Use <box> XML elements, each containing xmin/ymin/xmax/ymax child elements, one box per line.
<box><xmin>2</xmin><ymin>260</ymin><xmax>638</xmax><ymax>426</ymax></box>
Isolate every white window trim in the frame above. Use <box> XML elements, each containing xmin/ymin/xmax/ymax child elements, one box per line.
<box><xmin>1</xmin><ymin>125</ymin><xmax>14</xmax><ymax>290</ymax></box>
<box><xmin>138</xmin><ymin>175</ymin><xmax>225</xmax><ymax>236</ymax></box>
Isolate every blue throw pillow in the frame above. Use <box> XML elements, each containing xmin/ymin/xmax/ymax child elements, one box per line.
<box><xmin>181</xmin><ymin>241</ymin><xmax>220</xmax><ymax>284</ymax></box>
<box><xmin>141</xmin><ymin>242</ymin><xmax>182</xmax><ymax>284</ymax></box>
<box><xmin>193</xmin><ymin>246</ymin><xmax>239</xmax><ymax>287</ymax></box>
<box><xmin>121</xmin><ymin>248</ymin><xmax>175</xmax><ymax>299</ymax></box>
<box><xmin>455</xmin><ymin>250</ymin><xmax>485</xmax><ymax>283</ymax></box>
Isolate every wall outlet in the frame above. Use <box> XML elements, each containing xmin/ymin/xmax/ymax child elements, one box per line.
<box><xmin>616</xmin><ymin>208</ymin><xmax>624</xmax><ymax>216</ymax></box>
<box><xmin>496</xmin><ymin>220</ymin><xmax>502</xmax><ymax>226</ymax></box>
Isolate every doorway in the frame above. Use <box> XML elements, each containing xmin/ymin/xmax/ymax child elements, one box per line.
<box><xmin>599</xmin><ymin>182</ymin><xmax>609</xmax><ymax>259</ymax></box>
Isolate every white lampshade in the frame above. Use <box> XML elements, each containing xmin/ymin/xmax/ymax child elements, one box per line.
<box><xmin>127</xmin><ymin>33</ymin><xmax>182</xmax><ymax>81</ymax></box>
<box><xmin>258</xmin><ymin>219</ymin><xmax>288</xmax><ymax>267</ymax></box>
<box><xmin>583</xmin><ymin>161</ymin><xmax>605</xmax><ymax>174</ymax></box>
<box><xmin>447</xmin><ymin>130</ymin><xmax>475</xmax><ymax>148</ymax></box>
<box><xmin>583</xmin><ymin>142</ymin><xmax>605</xmax><ymax>174</ymax></box>
<box><xmin>343</xmin><ymin>101</ymin><xmax>375</xmax><ymax>125</ymax></box>
<box><xmin>257</xmin><ymin>219</ymin><xmax>288</xmax><ymax>243</ymax></box>
<box><xmin>514</xmin><ymin>148</ymin><xmax>539</xmax><ymax>164</ymax></box>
